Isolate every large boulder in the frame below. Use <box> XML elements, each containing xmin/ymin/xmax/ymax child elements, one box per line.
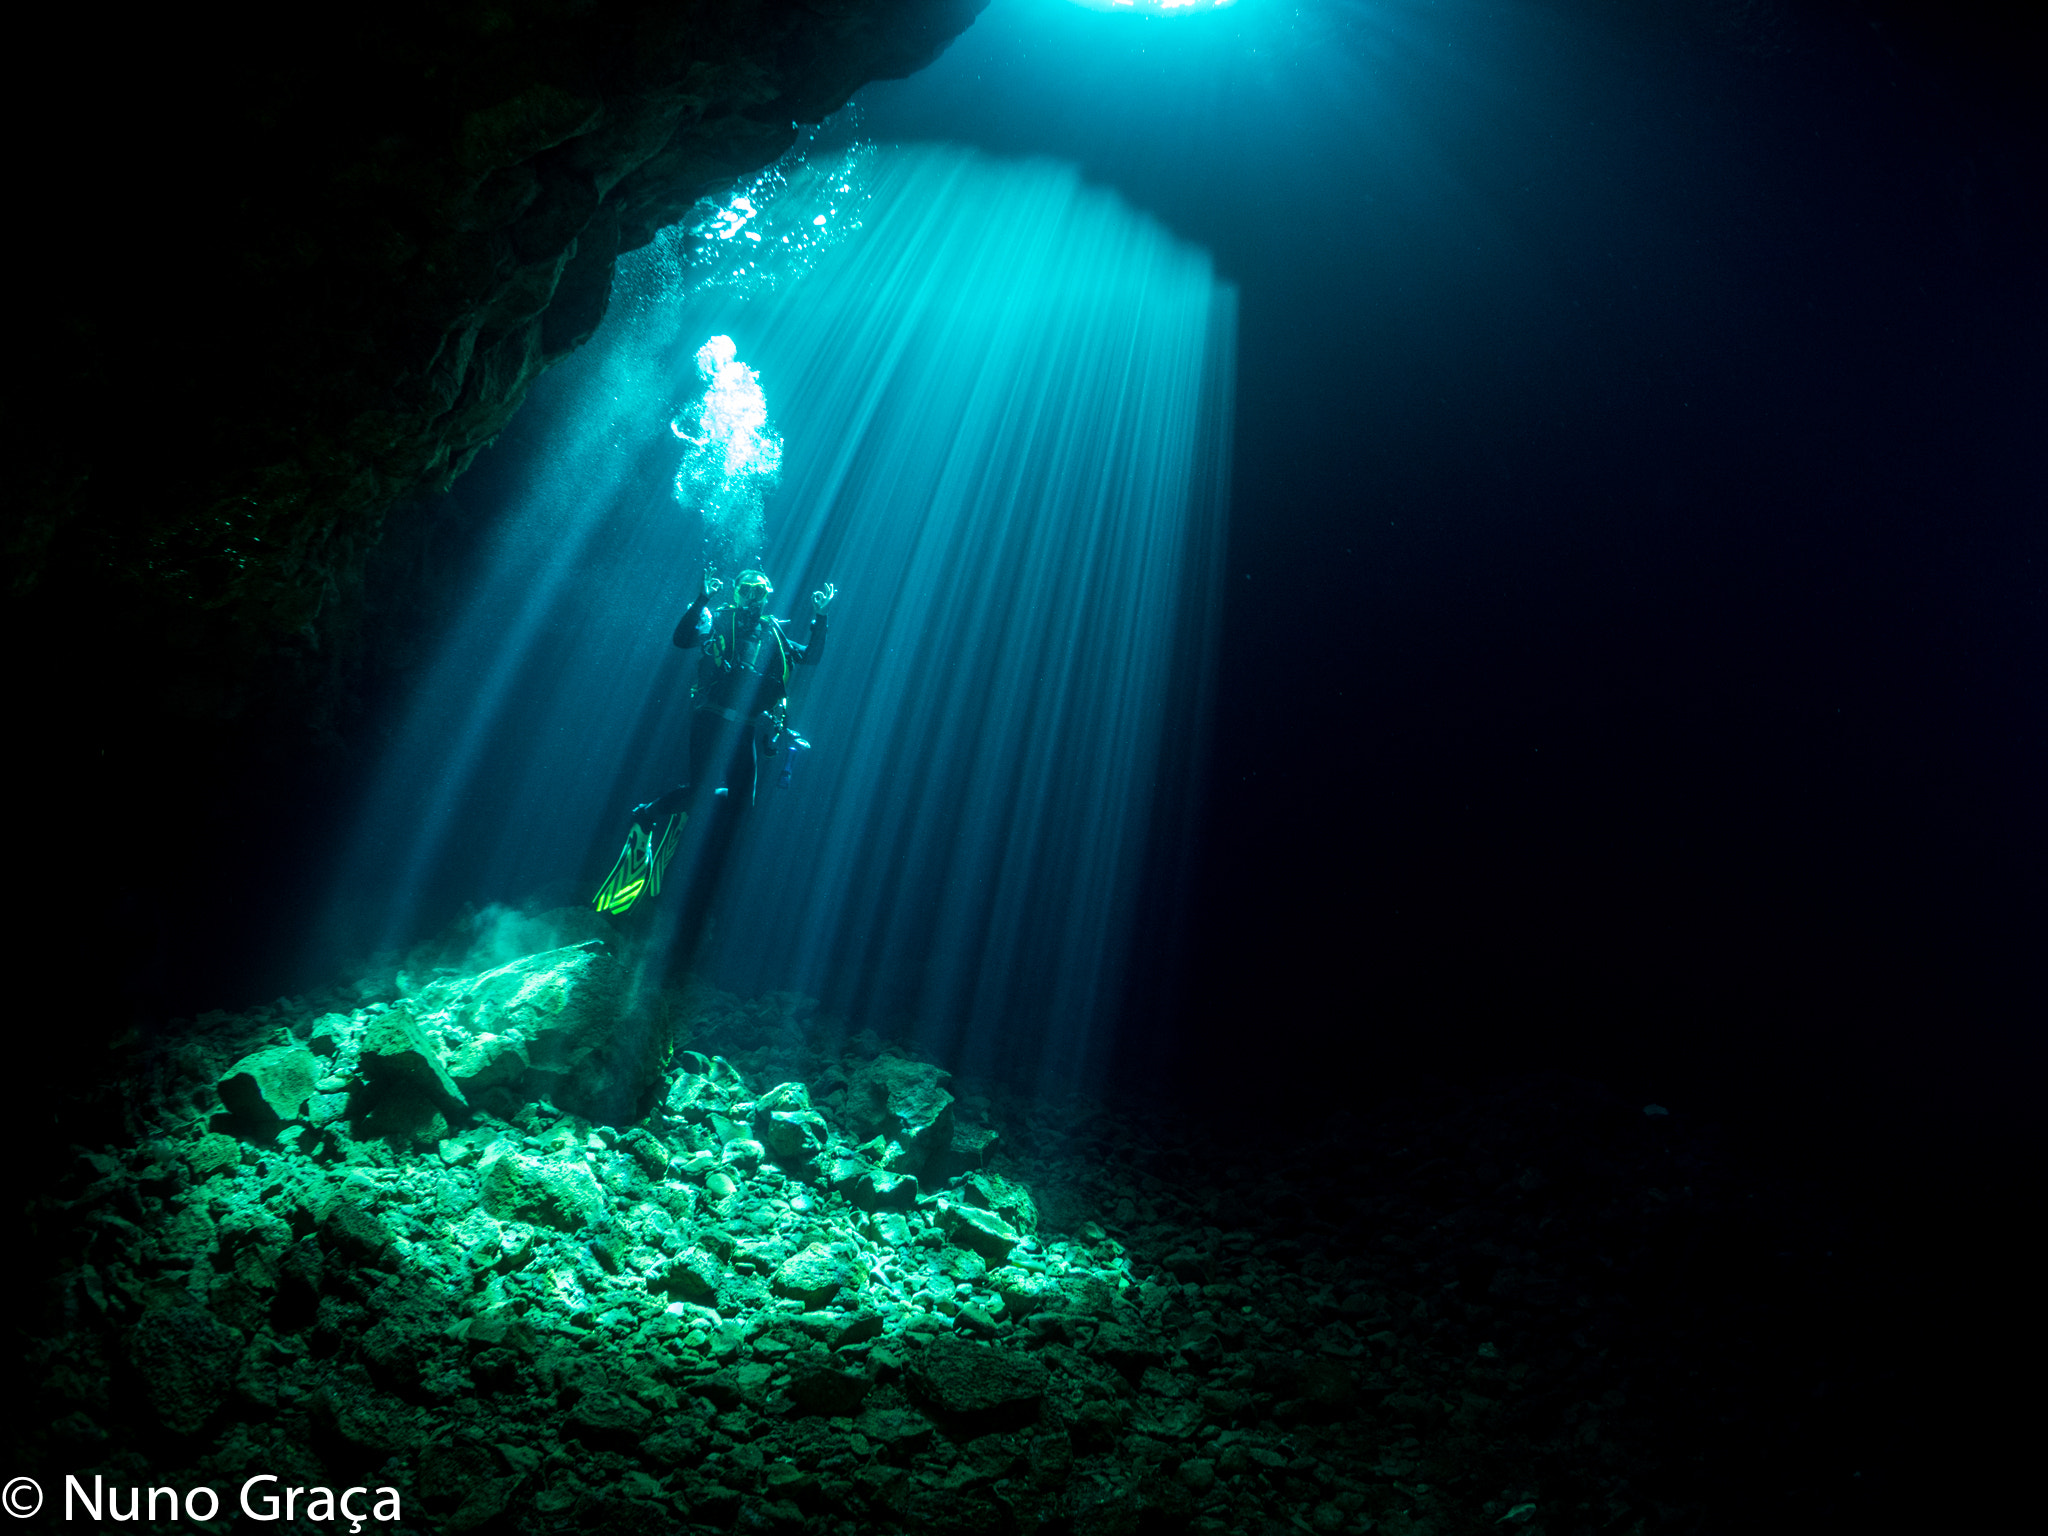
<box><xmin>424</xmin><ymin>942</ymin><xmax>660</xmax><ymax>1122</ymax></box>
<box><xmin>772</xmin><ymin>1244</ymin><xmax>853</xmax><ymax>1306</ymax></box>
<box><xmin>959</xmin><ymin>1171</ymin><xmax>1037</xmax><ymax>1235</ymax></box>
<box><xmin>905</xmin><ymin>1338</ymin><xmax>1047</xmax><ymax>1432</ymax></box>
<box><xmin>477</xmin><ymin>1147</ymin><xmax>606</xmax><ymax>1231</ymax></box>
<box><xmin>359</xmin><ymin>1009</ymin><xmax>468</xmax><ymax>1112</ymax></box>
<box><xmin>843</xmin><ymin>1056</ymin><xmax>955</xmax><ymax>1174</ymax></box>
<box><xmin>939</xmin><ymin>1201</ymin><xmax>1021</xmax><ymax>1264</ymax></box>
<box><xmin>216</xmin><ymin>1046</ymin><xmax>319</xmax><ymax>1130</ymax></box>
<box><xmin>753</xmin><ymin>1082</ymin><xmax>830</xmax><ymax>1167</ymax></box>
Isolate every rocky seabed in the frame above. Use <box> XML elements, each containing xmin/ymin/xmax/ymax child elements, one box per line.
<box><xmin>22</xmin><ymin>929</ymin><xmax>1786</xmax><ymax>1536</ymax></box>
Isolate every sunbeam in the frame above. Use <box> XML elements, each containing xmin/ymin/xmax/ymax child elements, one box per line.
<box><xmin>321</xmin><ymin>143</ymin><xmax>1234</xmax><ymax>1098</ymax></box>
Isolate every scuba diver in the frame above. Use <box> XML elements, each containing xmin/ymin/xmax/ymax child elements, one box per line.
<box><xmin>594</xmin><ymin>564</ymin><xmax>836</xmax><ymax>915</ymax></box>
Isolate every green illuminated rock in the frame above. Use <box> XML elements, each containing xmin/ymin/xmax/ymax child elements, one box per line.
<box><xmin>991</xmin><ymin>1266</ymin><xmax>1065</xmax><ymax>1318</ymax></box>
<box><xmin>359</xmin><ymin>1007</ymin><xmax>468</xmax><ymax>1111</ymax></box>
<box><xmin>620</xmin><ymin>1127</ymin><xmax>671</xmax><ymax>1178</ymax></box>
<box><xmin>216</xmin><ymin>1045</ymin><xmax>319</xmax><ymax>1129</ymax></box>
<box><xmin>32</xmin><ymin>956</ymin><xmax>1718</xmax><ymax>1536</ymax></box>
<box><xmin>318</xmin><ymin>1200</ymin><xmax>391</xmax><ymax>1263</ymax></box>
<box><xmin>415</xmin><ymin>941</ymin><xmax>659</xmax><ymax>1121</ymax></box>
<box><xmin>960</xmin><ymin>1170</ymin><xmax>1037</xmax><ymax>1235</ymax></box>
<box><xmin>941</xmin><ymin>1201</ymin><xmax>1021</xmax><ymax>1263</ymax></box>
<box><xmin>189</xmin><ymin>1131</ymin><xmax>241</xmax><ymax>1180</ymax></box>
<box><xmin>829</xmin><ymin>1157</ymin><xmax>920</xmax><ymax>1211</ymax></box>
<box><xmin>773</xmin><ymin>1243</ymin><xmax>852</xmax><ymax>1305</ymax></box>
<box><xmin>661</xmin><ymin>1246</ymin><xmax>724</xmax><ymax>1305</ymax></box>
<box><xmin>753</xmin><ymin>1081</ymin><xmax>829</xmax><ymax>1166</ymax></box>
<box><xmin>478</xmin><ymin>1147</ymin><xmax>606</xmax><ymax>1231</ymax></box>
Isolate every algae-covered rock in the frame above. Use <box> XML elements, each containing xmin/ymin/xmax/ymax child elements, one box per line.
<box><xmin>318</xmin><ymin>1200</ymin><xmax>391</xmax><ymax>1264</ymax></box>
<box><xmin>311</xmin><ymin>1375</ymin><xmax>422</xmax><ymax>1454</ymax></box>
<box><xmin>827</xmin><ymin>1309</ymin><xmax>887</xmax><ymax>1350</ymax></box>
<box><xmin>217</xmin><ymin>1046</ymin><xmax>319</xmax><ymax>1129</ymax></box>
<box><xmin>189</xmin><ymin>1131</ymin><xmax>241</xmax><ymax>1180</ymax></box>
<box><xmin>442</xmin><ymin>1031</ymin><xmax>531</xmax><ymax>1098</ymax></box>
<box><xmin>129</xmin><ymin>1306</ymin><xmax>241</xmax><ymax>1434</ymax></box>
<box><xmin>620</xmin><ymin>1127</ymin><xmax>671</xmax><ymax>1179</ymax></box>
<box><xmin>478</xmin><ymin>1148</ymin><xmax>605</xmax><ymax>1231</ymax></box>
<box><xmin>855</xmin><ymin>1399</ymin><xmax>937</xmax><ymax>1456</ymax></box>
<box><xmin>829</xmin><ymin>1156</ymin><xmax>920</xmax><ymax>1212</ymax></box>
<box><xmin>938</xmin><ymin>1124</ymin><xmax>1001</xmax><ymax>1178</ymax></box>
<box><xmin>566</xmin><ymin>1389</ymin><xmax>652</xmax><ymax>1448</ymax></box>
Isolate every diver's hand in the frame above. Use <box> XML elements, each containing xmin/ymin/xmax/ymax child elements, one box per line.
<box><xmin>701</xmin><ymin>564</ymin><xmax>724</xmax><ymax>601</ymax></box>
<box><xmin>812</xmin><ymin>581</ymin><xmax>837</xmax><ymax>614</ymax></box>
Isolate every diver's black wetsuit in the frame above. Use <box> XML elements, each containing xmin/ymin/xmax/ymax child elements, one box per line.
<box><xmin>636</xmin><ymin>596</ymin><xmax>826</xmax><ymax>823</ymax></box>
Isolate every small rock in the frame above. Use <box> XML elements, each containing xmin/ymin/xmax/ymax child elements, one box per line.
<box><xmin>189</xmin><ymin>1132</ymin><xmax>241</xmax><ymax>1180</ymax></box>
<box><xmin>991</xmin><ymin>1266</ymin><xmax>1064</xmax><ymax>1318</ymax></box>
<box><xmin>855</xmin><ymin>1402</ymin><xmax>936</xmax><ymax>1456</ymax></box>
<box><xmin>620</xmin><ymin>1127</ymin><xmax>671</xmax><ymax>1178</ymax></box>
<box><xmin>661</xmin><ymin>1247</ymin><xmax>725</xmax><ymax>1306</ymax></box>
<box><xmin>939</xmin><ymin>1202</ymin><xmax>1019</xmax><ymax>1264</ymax></box>
<box><xmin>956</xmin><ymin>1304</ymin><xmax>1000</xmax><ymax>1335</ymax></box>
<box><xmin>128</xmin><ymin>1307</ymin><xmax>241</xmax><ymax>1434</ymax></box>
<box><xmin>566</xmin><ymin>1389</ymin><xmax>653</xmax><ymax>1448</ymax></box>
<box><xmin>319</xmin><ymin>1200</ymin><xmax>391</xmax><ymax>1263</ymax></box>
<box><xmin>753</xmin><ymin>1083</ymin><xmax>829</xmax><ymax>1165</ymax></box>
<box><xmin>773</xmin><ymin>1244</ymin><xmax>849</xmax><ymax>1305</ymax></box>
<box><xmin>788</xmin><ymin>1357</ymin><xmax>872</xmax><ymax>1416</ymax></box>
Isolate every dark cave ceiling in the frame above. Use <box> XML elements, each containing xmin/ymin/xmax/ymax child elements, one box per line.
<box><xmin>16</xmin><ymin>0</ymin><xmax>986</xmax><ymax>734</ymax></box>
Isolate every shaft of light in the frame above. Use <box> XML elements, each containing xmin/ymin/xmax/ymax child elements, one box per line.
<box><xmin>320</xmin><ymin>145</ymin><xmax>1233</xmax><ymax>1095</ymax></box>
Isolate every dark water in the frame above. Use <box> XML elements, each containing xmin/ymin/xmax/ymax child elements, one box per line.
<box><xmin>849</xmin><ymin>0</ymin><xmax>2046</xmax><ymax>1120</ymax></box>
